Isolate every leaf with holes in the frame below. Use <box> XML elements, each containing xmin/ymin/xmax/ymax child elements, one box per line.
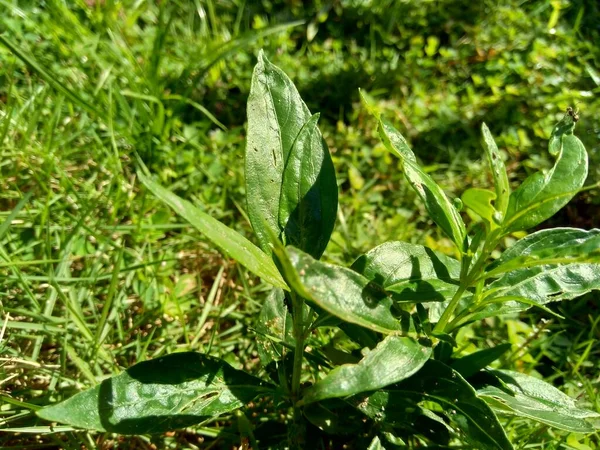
<box><xmin>502</xmin><ymin>113</ymin><xmax>588</xmax><ymax>234</ymax></box>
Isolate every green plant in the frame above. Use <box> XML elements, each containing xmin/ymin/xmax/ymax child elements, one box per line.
<box><xmin>36</xmin><ymin>52</ymin><xmax>599</xmax><ymax>448</ymax></box>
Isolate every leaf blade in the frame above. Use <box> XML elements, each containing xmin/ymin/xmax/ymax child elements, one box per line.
<box><xmin>246</xmin><ymin>51</ymin><xmax>313</xmax><ymax>255</ymax></box>
<box><xmin>351</xmin><ymin>241</ymin><xmax>461</xmax><ymax>303</ymax></box>
<box><xmin>451</xmin><ymin>344</ymin><xmax>512</xmax><ymax>378</ymax></box>
<box><xmin>280</xmin><ymin>246</ymin><xmax>403</xmax><ymax>334</ymax></box>
<box><xmin>37</xmin><ymin>352</ymin><xmax>274</xmax><ymax>434</ymax></box>
<box><xmin>503</xmin><ymin>114</ymin><xmax>588</xmax><ymax>233</ymax></box>
<box><xmin>483</xmin><ymin>262</ymin><xmax>600</xmax><ymax>315</ymax></box>
<box><xmin>378</xmin><ymin>119</ymin><xmax>466</xmax><ymax>248</ymax></box>
<box><xmin>353</xmin><ymin>361</ymin><xmax>513</xmax><ymax>450</ymax></box>
<box><xmin>278</xmin><ymin>113</ymin><xmax>338</xmax><ymax>259</ymax></box>
<box><xmin>138</xmin><ymin>170</ymin><xmax>287</xmax><ymax>290</ymax></box>
<box><xmin>478</xmin><ymin>370</ymin><xmax>599</xmax><ymax>432</ymax></box>
<box><xmin>486</xmin><ymin>227</ymin><xmax>600</xmax><ymax>278</ymax></box>
<box><xmin>302</xmin><ymin>335</ymin><xmax>432</xmax><ymax>404</ymax></box>
<box><xmin>481</xmin><ymin>123</ymin><xmax>510</xmax><ymax>218</ymax></box>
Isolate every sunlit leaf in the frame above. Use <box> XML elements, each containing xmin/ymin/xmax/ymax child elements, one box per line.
<box><xmin>478</xmin><ymin>370</ymin><xmax>600</xmax><ymax>433</ymax></box>
<box><xmin>462</xmin><ymin>188</ymin><xmax>497</xmax><ymax>228</ymax></box>
<box><xmin>377</xmin><ymin>118</ymin><xmax>466</xmax><ymax>248</ymax></box>
<box><xmin>302</xmin><ymin>335</ymin><xmax>431</xmax><ymax>404</ymax></box>
<box><xmin>503</xmin><ymin>112</ymin><xmax>588</xmax><ymax>233</ymax></box>
<box><xmin>138</xmin><ymin>170</ymin><xmax>287</xmax><ymax>290</ymax></box>
<box><xmin>351</xmin><ymin>241</ymin><xmax>461</xmax><ymax>302</ymax></box>
<box><xmin>246</xmin><ymin>51</ymin><xmax>337</xmax><ymax>258</ymax></box>
<box><xmin>277</xmin><ymin>245</ymin><xmax>403</xmax><ymax>334</ymax></box>
<box><xmin>37</xmin><ymin>352</ymin><xmax>274</xmax><ymax>434</ymax></box>
<box><xmin>481</xmin><ymin>123</ymin><xmax>510</xmax><ymax>219</ymax></box>
<box><xmin>485</xmin><ymin>227</ymin><xmax>600</xmax><ymax>278</ymax></box>
<box><xmin>477</xmin><ymin>262</ymin><xmax>600</xmax><ymax>318</ymax></box>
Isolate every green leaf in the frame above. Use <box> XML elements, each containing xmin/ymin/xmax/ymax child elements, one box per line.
<box><xmin>137</xmin><ymin>170</ymin><xmax>287</xmax><ymax>290</ymax></box>
<box><xmin>254</xmin><ymin>288</ymin><xmax>294</xmax><ymax>366</ymax></box>
<box><xmin>485</xmin><ymin>227</ymin><xmax>600</xmax><ymax>278</ymax></box>
<box><xmin>302</xmin><ymin>335</ymin><xmax>432</xmax><ymax>404</ymax></box>
<box><xmin>351</xmin><ymin>391</ymin><xmax>451</xmax><ymax>445</ymax></box>
<box><xmin>353</xmin><ymin>361</ymin><xmax>513</xmax><ymax>450</ymax></box>
<box><xmin>377</xmin><ymin>118</ymin><xmax>466</xmax><ymax>248</ymax></box>
<box><xmin>278</xmin><ymin>113</ymin><xmax>338</xmax><ymax>259</ymax></box>
<box><xmin>478</xmin><ymin>370</ymin><xmax>600</xmax><ymax>433</ymax></box>
<box><xmin>246</xmin><ymin>51</ymin><xmax>337</xmax><ymax>258</ymax></box>
<box><xmin>367</xmin><ymin>436</ymin><xmax>385</xmax><ymax>450</ymax></box>
<box><xmin>363</xmin><ymin>360</ymin><xmax>513</xmax><ymax>450</ymax></box>
<box><xmin>303</xmin><ymin>399</ymin><xmax>370</xmax><ymax>436</ymax></box>
<box><xmin>279</xmin><ymin>246</ymin><xmax>403</xmax><ymax>334</ymax></box>
<box><xmin>450</xmin><ymin>344</ymin><xmax>511</xmax><ymax>378</ymax></box>
<box><xmin>478</xmin><ymin>261</ymin><xmax>600</xmax><ymax>318</ymax></box>
<box><xmin>462</xmin><ymin>188</ymin><xmax>497</xmax><ymax>228</ymax></box>
<box><xmin>351</xmin><ymin>241</ymin><xmax>461</xmax><ymax>302</ymax></box>
<box><xmin>37</xmin><ymin>352</ymin><xmax>274</xmax><ymax>434</ymax></box>
<box><xmin>502</xmin><ymin>113</ymin><xmax>588</xmax><ymax>234</ymax></box>
<box><xmin>481</xmin><ymin>123</ymin><xmax>510</xmax><ymax>218</ymax></box>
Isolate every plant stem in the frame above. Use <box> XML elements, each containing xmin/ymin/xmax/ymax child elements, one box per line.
<box><xmin>433</xmin><ymin>232</ymin><xmax>502</xmax><ymax>334</ymax></box>
<box><xmin>290</xmin><ymin>291</ymin><xmax>305</xmax><ymax>418</ymax></box>
<box><xmin>432</xmin><ymin>284</ymin><xmax>468</xmax><ymax>334</ymax></box>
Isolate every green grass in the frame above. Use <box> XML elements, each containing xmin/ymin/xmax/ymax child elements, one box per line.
<box><xmin>1</xmin><ymin>0</ymin><xmax>599</xmax><ymax>448</ymax></box>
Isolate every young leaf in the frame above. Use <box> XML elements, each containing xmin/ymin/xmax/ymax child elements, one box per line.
<box><xmin>351</xmin><ymin>241</ymin><xmax>461</xmax><ymax>302</ymax></box>
<box><xmin>485</xmin><ymin>227</ymin><xmax>600</xmax><ymax>278</ymax></box>
<box><xmin>377</xmin><ymin>118</ymin><xmax>466</xmax><ymax>248</ymax></box>
<box><xmin>278</xmin><ymin>113</ymin><xmax>338</xmax><ymax>259</ymax></box>
<box><xmin>481</xmin><ymin>123</ymin><xmax>510</xmax><ymax>218</ymax></box>
<box><xmin>137</xmin><ymin>170</ymin><xmax>288</xmax><ymax>290</ymax></box>
<box><xmin>462</xmin><ymin>188</ymin><xmax>497</xmax><ymax>229</ymax></box>
<box><xmin>478</xmin><ymin>370</ymin><xmax>600</xmax><ymax>433</ymax></box>
<box><xmin>502</xmin><ymin>112</ymin><xmax>588</xmax><ymax>234</ymax></box>
<box><xmin>450</xmin><ymin>344</ymin><xmax>511</xmax><ymax>378</ymax></box>
<box><xmin>301</xmin><ymin>335</ymin><xmax>432</xmax><ymax>404</ymax></box>
<box><xmin>353</xmin><ymin>361</ymin><xmax>513</xmax><ymax>450</ymax></box>
<box><xmin>37</xmin><ymin>352</ymin><xmax>275</xmax><ymax>434</ymax></box>
<box><xmin>246</xmin><ymin>51</ymin><xmax>337</xmax><ymax>258</ymax></box>
<box><xmin>275</xmin><ymin>245</ymin><xmax>403</xmax><ymax>334</ymax></box>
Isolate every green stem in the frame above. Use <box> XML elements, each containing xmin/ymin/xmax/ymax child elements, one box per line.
<box><xmin>432</xmin><ymin>284</ymin><xmax>468</xmax><ymax>334</ymax></box>
<box><xmin>290</xmin><ymin>291</ymin><xmax>306</xmax><ymax>419</ymax></box>
<box><xmin>433</xmin><ymin>232</ymin><xmax>502</xmax><ymax>334</ymax></box>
